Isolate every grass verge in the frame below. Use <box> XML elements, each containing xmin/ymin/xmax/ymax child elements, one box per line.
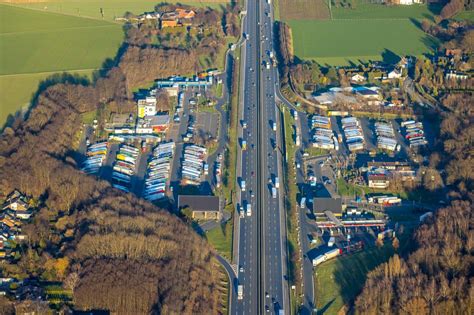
<box><xmin>280</xmin><ymin>105</ymin><xmax>302</xmax><ymax>313</ymax></box>
<box><xmin>206</xmin><ymin>221</ymin><xmax>233</xmax><ymax>260</ymax></box>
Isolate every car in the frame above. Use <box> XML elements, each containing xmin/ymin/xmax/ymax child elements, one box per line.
<box><xmin>250</xmin><ymin>190</ymin><xmax>255</xmax><ymax>198</ymax></box>
<box><xmin>265</xmin><ymin>292</ymin><xmax>270</xmax><ymax>298</ymax></box>
<box><xmin>239</xmin><ymin>266</ymin><xmax>244</xmax><ymax>273</ymax></box>
<box><xmin>218</xmin><ymin>153</ymin><xmax>223</xmax><ymax>160</ymax></box>
<box><xmin>265</xmin><ymin>305</ymin><xmax>270</xmax><ymax>312</ymax></box>
<box><xmin>251</xmin><ymin>171</ymin><xmax>255</xmax><ymax>176</ymax></box>
<box><xmin>296</xmin><ymin>162</ymin><xmax>301</xmax><ymax>169</ymax></box>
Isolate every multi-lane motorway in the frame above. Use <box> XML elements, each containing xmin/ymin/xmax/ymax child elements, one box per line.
<box><xmin>234</xmin><ymin>0</ymin><xmax>289</xmax><ymax>314</ymax></box>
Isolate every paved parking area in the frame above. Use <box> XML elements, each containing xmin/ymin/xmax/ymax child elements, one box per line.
<box><xmin>196</xmin><ymin>111</ymin><xmax>219</xmax><ymax>139</ymax></box>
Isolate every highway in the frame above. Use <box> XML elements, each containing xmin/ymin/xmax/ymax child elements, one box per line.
<box><xmin>234</xmin><ymin>0</ymin><xmax>289</xmax><ymax>314</ymax></box>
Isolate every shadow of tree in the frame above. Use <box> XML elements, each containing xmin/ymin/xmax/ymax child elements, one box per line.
<box><xmin>317</xmin><ymin>298</ymin><xmax>335</xmax><ymax>315</ymax></box>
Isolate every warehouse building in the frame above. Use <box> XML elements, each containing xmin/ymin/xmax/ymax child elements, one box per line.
<box><xmin>178</xmin><ymin>195</ymin><xmax>221</xmax><ymax>220</ymax></box>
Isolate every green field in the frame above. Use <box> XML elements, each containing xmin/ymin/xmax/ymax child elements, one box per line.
<box><xmin>0</xmin><ymin>4</ymin><xmax>123</xmax><ymax>125</ymax></box>
<box><xmin>281</xmin><ymin>2</ymin><xmax>442</xmax><ymax>66</ymax></box>
<box><xmin>287</xmin><ymin>19</ymin><xmax>438</xmax><ymax>66</ymax></box>
<box><xmin>11</xmin><ymin>0</ymin><xmax>229</xmax><ymax>22</ymax></box>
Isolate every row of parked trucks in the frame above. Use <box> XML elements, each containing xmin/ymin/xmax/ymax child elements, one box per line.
<box><xmin>368</xmin><ymin>195</ymin><xmax>402</xmax><ymax>206</ymax></box>
<box><xmin>181</xmin><ymin>145</ymin><xmax>207</xmax><ymax>184</ymax></box>
<box><xmin>143</xmin><ymin>142</ymin><xmax>175</xmax><ymax>201</ymax></box>
<box><xmin>311</xmin><ymin>115</ymin><xmax>339</xmax><ymax>150</ymax></box>
<box><xmin>401</xmin><ymin>120</ymin><xmax>427</xmax><ymax>148</ymax></box>
<box><xmin>375</xmin><ymin>121</ymin><xmax>400</xmax><ymax>152</ymax></box>
<box><xmin>81</xmin><ymin>142</ymin><xmax>108</xmax><ymax>175</ymax></box>
<box><xmin>342</xmin><ymin>116</ymin><xmax>365</xmax><ymax>152</ymax></box>
<box><xmin>112</xmin><ymin>144</ymin><xmax>140</xmax><ymax>192</ymax></box>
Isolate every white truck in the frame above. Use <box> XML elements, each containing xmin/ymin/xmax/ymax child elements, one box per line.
<box><xmin>241</xmin><ymin>179</ymin><xmax>246</xmax><ymax>192</ymax></box>
<box><xmin>246</xmin><ymin>203</ymin><xmax>252</xmax><ymax>216</ymax></box>
<box><xmin>272</xmin><ymin>187</ymin><xmax>277</xmax><ymax>198</ymax></box>
<box><xmin>272</xmin><ymin>122</ymin><xmax>277</xmax><ymax>131</ymax></box>
<box><xmin>328</xmin><ymin>236</ymin><xmax>336</xmax><ymax>247</ymax></box>
<box><xmin>274</xmin><ymin>176</ymin><xmax>280</xmax><ymax>189</ymax></box>
<box><xmin>238</xmin><ymin>285</ymin><xmax>243</xmax><ymax>300</ymax></box>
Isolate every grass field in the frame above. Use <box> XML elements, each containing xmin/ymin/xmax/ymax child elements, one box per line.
<box><xmin>287</xmin><ymin>18</ymin><xmax>438</xmax><ymax>66</ymax></box>
<box><xmin>278</xmin><ymin>1</ymin><xmax>441</xmax><ymax>66</ymax></box>
<box><xmin>8</xmin><ymin>0</ymin><xmax>229</xmax><ymax>22</ymax></box>
<box><xmin>314</xmin><ymin>244</ymin><xmax>396</xmax><ymax>314</ymax></box>
<box><xmin>0</xmin><ymin>4</ymin><xmax>123</xmax><ymax>125</ymax></box>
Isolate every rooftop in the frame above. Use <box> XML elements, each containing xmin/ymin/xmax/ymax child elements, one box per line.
<box><xmin>178</xmin><ymin>195</ymin><xmax>220</xmax><ymax>212</ymax></box>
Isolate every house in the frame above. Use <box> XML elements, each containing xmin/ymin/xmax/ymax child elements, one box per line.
<box><xmin>161</xmin><ymin>19</ymin><xmax>178</xmax><ymax>28</ymax></box>
<box><xmin>178</xmin><ymin>195</ymin><xmax>221</xmax><ymax>220</ymax></box>
<box><xmin>388</xmin><ymin>69</ymin><xmax>402</xmax><ymax>79</ymax></box>
<box><xmin>313</xmin><ymin>197</ymin><xmax>343</xmax><ymax>217</ymax></box>
<box><xmin>367</xmin><ymin>161</ymin><xmax>415</xmax><ymax>181</ymax></box>
<box><xmin>394</xmin><ymin>0</ymin><xmax>422</xmax><ymax>5</ymax></box>
<box><xmin>368</xmin><ymin>173</ymin><xmax>390</xmax><ymax>189</ymax></box>
<box><xmin>350</xmin><ymin>73</ymin><xmax>366</xmax><ymax>83</ymax></box>
<box><xmin>176</xmin><ymin>8</ymin><xmax>195</xmax><ymax>19</ymax></box>
<box><xmin>14</xmin><ymin>210</ymin><xmax>33</xmax><ymax>220</ymax></box>
<box><xmin>445</xmin><ymin>49</ymin><xmax>462</xmax><ymax>57</ymax></box>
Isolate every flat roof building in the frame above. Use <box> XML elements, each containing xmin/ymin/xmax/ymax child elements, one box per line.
<box><xmin>178</xmin><ymin>195</ymin><xmax>221</xmax><ymax>220</ymax></box>
<box><xmin>313</xmin><ymin>197</ymin><xmax>343</xmax><ymax>217</ymax></box>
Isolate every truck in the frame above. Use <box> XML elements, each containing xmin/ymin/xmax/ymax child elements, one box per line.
<box><xmin>241</xmin><ymin>179</ymin><xmax>246</xmax><ymax>192</ymax></box>
<box><xmin>242</xmin><ymin>140</ymin><xmax>247</xmax><ymax>151</ymax></box>
<box><xmin>272</xmin><ymin>187</ymin><xmax>277</xmax><ymax>198</ymax></box>
<box><xmin>238</xmin><ymin>285</ymin><xmax>244</xmax><ymax>300</ymax></box>
<box><xmin>274</xmin><ymin>176</ymin><xmax>280</xmax><ymax>189</ymax></box>
<box><xmin>328</xmin><ymin>236</ymin><xmax>335</xmax><ymax>247</ymax></box>
<box><xmin>300</xmin><ymin>197</ymin><xmax>306</xmax><ymax>209</ymax></box>
<box><xmin>272</xmin><ymin>122</ymin><xmax>277</xmax><ymax>131</ymax></box>
<box><xmin>246</xmin><ymin>203</ymin><xmax>252</xmax><ymax>216</ymax></box>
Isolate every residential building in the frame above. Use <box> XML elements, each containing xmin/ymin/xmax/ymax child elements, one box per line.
<box><xmin>368</xmin><ymin>173</ymin><xmax>390</xmax><ymax>189</ymax></box>
<box><xmin>178</xmin><ymin>195</ymin><xmax>221</xmax><ymax>220</ymax></box>
<box><xmin>350</xmin><ymin>73</ymin><xmax>366</xmax><ymax>83</ymax></box>
<box><xmin>388</xmin><ymin>69</ymin><xmax>402</xmax><ymax>79</ymax></box>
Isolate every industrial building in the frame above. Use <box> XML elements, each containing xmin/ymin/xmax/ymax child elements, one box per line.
<box><xmin>178</xmin><ymin>195</ymin><xmax>221</xmax><ymax>220</ymax></box>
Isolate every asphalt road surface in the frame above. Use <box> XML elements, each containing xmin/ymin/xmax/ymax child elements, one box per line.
<box><xmin>234</xmin><ymin>0</ymin><xmax>289</xmax><ymax>314</ymax></box>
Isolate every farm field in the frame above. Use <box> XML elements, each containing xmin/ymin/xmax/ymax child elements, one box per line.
<box><xmin>7</xmin><ymin>0</ymin><xmax>230</xmax><ymax>22</ymax></box>
<box><xmin>288</xmin><ymin>19</ymin><xmax>438</xmax><ymax>65</ymax></box>
<box><xmin>0</xmin><ymin>4</ymin><xmax>123</xmax><ymax>126</ymax></box>
<box><xmin>279</xmin><ymin>0</ymin><xmax>330</xmax><ymax>20</ymax></box>
<box><xmin>331</xmin><ymin>2</ymin><xmax>441</xmax><ymax>20</ymax></box>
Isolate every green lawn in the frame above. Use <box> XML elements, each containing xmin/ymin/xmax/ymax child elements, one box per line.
<box><xmin>287</xmin><ymin>19</ymin><xmax>438</xmax><ymax>66</ymax></box>
<box><xmin>314</xmin><ymin>244</ymin><xmax>397</xmax><ymax>315</ymax></box>
<box><xmin>0</xmin><ymin>4</ymin><xmax>123</xmax><ymax>126</ymax></box>
<box><xmin>0</xmin><ymin>70</ymin><xmax>94</xmax><ymax>125</ymax></box>
<box><xmin>205</xmin><ymin>222</ymin><xmax>233</xmax><ymax>260</ymax></box>
<box><xmin>0</xmin><ymin>5</ymin><xmax>123</xmax><ymax>75</ymax></box>
<box><xmin>12</xmin><ymin>0</ymin><xmax>229</xmax><ymax>22</ymax></box>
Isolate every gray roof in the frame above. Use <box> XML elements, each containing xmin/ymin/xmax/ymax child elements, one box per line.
<box><xmin>178</xmin><ymin>195</ymin><xmax>220</xmax><ymax>212</ymax></box>
<box><xmin>313</xmin><ymin>197</ymin><xmax>342</xmax><ymax>214</ymax></box>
